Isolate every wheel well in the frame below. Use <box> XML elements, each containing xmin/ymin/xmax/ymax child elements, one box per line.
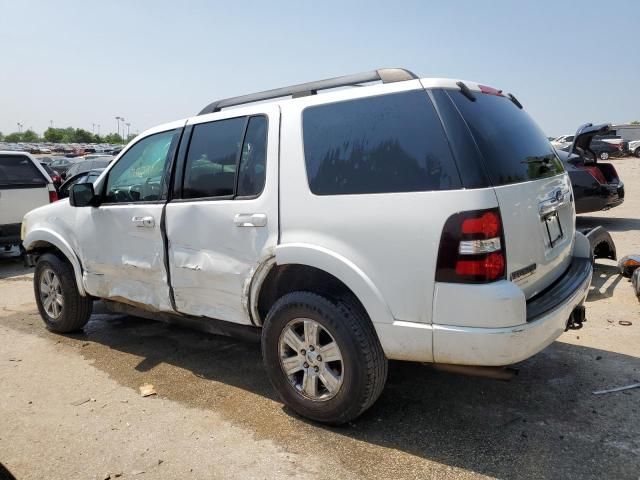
<box><xmin>256</xmin><ymin>264</ymin><xmax>367</xmax><ymax>324</ymax></box>
<box><xmin>27</xmin><ymin>241</ymin><xmax>67</xmax><ymax>262</ymax></box>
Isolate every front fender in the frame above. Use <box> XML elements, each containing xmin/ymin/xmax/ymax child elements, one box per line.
<box><xmin>274</xmin><ymin>243</ymin><xmax>395</xmax><ymax>325</ymax></box>
<box><xmin>23</xmin><ymin>228</ymin><xmax>86</xmax><ymax>296</ymax></box>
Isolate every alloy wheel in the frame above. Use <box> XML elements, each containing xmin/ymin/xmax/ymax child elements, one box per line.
<box><xmin>39</xmin><ymin>268</ymin><xmax>63</xmax><ymax>319</ymax></box>
<box><xmin>278</xmin><ymin>318</ymin><xmax>344</xmax><ymax>401</ymax></box>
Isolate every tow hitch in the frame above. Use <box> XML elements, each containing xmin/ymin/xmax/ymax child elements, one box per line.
<box><xmin>566</xmin><ymin>305</ymin><xmax>586</xmax><ymax>331</ymax></box>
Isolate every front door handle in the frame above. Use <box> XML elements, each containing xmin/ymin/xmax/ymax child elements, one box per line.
<box><xmin>131</xmin><ymin>215</ymin><xmax>155</xmax><ymax>228</ymax></box>
<box><xmin>234</xmin><ymin>213</ymin><xmax>267</xmax><ymax>227</ymax></box>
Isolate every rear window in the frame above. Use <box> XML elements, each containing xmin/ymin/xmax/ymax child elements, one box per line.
<box><xmin>448</xmin><ymin>91</ymin><xmax>563</xmax><ymax>186</ymax></box>
<box><xmin>303</xmin><ymin>90</ymin><xmax>461</xmax><ymax>195</ymax></box>
<box><xmin>0</xmin><ymin>155</ymin><xmax>46</xmax><ymax>187</ymax></box>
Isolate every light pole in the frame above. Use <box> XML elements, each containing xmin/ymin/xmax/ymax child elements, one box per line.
<box><xmin>17</xmin><ymin>122</ymin><xmax>23</xmax><ymax>133</ymax></box>
<box><xmin>125</xmin><ymin>123</ymin><xmax>131</xmax><ymax>141</ymax></box>
<box><xmin>115</xmin><ymin>116</ymin><xmax>121</xmax><ymax>138</ymax></box>
<box><xmin>92</xmin><ymin>123</ymin><xmax>96</xmax><ymax>134</ymax></box>
<box><xmin>49</xmin><ymin>120</ymin><xmax>53</xmax><ymax>128</ymax></box>
<box><xmin>97</xmin><ymin>124</ymin><xmax>101</xmax><ymax>136</ymax></box>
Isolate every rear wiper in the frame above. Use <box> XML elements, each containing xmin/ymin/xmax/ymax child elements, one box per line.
<box><xmin>508</xmin><ymin>93</ymin><xmax>523</xmax><ymax>109</ymax></box>
<box><xmin>456</xmin><ymin>81</ymin><xmax>476</xmax><ymax>102</ymax></box>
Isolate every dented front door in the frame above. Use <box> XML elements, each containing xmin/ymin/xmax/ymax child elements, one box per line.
<box><xmin>165</xmin><ymin>106</ymin><xmax>279</xmax><ymax>325</ymax></box>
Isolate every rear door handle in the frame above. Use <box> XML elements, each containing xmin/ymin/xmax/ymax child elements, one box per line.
<box><xmin>234</xmin><ymin>213</ymin><xmax>267</xmax><ymax>227</ymax></box>
<box><xmin>131</xmin><ymin>216</ymin><xmax>155</xmax><ymax>228</ymax></box>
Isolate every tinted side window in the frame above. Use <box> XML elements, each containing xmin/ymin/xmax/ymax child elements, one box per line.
<box><xmin>105</xmin><ymin>130</ymin><xmax>176</xmax><ymax>203</ymax></box>
<box><xmin>448</xmin><ymin>90</ymin><xmax>563</xmax><ymax>186</ymax></box>
<box><xmin>0</xmin><ymin>155</ymin><xmax>46</xmax><ymax>186</ymax></box>
<box><xmin>237</xmin><ymin>116</ymin><xmax>267</xmax><ymax>197</ymax></box>
<box><xmin>303</xmin><ymin>90</ymin><xmax>460</xmax><ymax>195</ymax></box>
<box><xmin>183</xmin><ymin>118</ymin><xmax>245</xmax><ymax>199</ymax></box>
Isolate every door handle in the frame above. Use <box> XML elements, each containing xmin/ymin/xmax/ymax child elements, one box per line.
<box><xmin>131</xmin><ymin>216</ymin><xmax>155</xmax><ymax>228</ymax></box>
<box><xmin>234</xmin><ymin>213</ymin><xmax>267</xmax><ymax>227</ymax></box>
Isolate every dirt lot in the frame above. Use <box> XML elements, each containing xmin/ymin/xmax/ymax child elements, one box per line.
<box><xmin>1</xmin><ymin>158</ymin><xmax>639</xmax><ymax>480</ymax></box>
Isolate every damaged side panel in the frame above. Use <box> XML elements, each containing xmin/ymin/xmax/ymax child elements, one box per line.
<box><xmin>77</xmin><ymin>203</ymin><xmax>173</xmax><ymax>312</ymax></box>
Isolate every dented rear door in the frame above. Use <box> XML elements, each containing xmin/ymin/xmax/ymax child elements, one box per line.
<box><xmin>165</xmin><ymin>105</ymin><xmax>279</xmax><ymax>325</ymax></box>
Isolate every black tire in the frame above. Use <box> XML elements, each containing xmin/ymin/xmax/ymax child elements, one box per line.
<box><xmin>261</xmin><ymin>291</ymin><xmax>387</xmax><ymax>425</ymax></box>
<box><xmin>635</xmin><ymin>148</ymin><xmax>640</xmax><ymax>158</ymax></box>
<box><xmin>599</xmin><ymin>151</ymin><xmax>609</xmax><ymax>160</ymax></box>
<box><xmin>34</xmin><ymin>253</ymin><xmax>92</xmax><ymax>333</ymax></box>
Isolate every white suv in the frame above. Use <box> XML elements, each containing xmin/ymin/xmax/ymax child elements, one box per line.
<box><xmin>22</xmin><ymin>68</ymin><xmax>593</xmax><ymax>424</ymax></box>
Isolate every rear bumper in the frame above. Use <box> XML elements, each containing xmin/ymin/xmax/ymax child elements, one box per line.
<box><xmin>431</xmin><ymin>255</ymin><xmax>592</xmax><ymax>366</ymax></box>
<box><xmin>0</xmin><ymin>223</ymin><xmax>21</xmax><ymax>247</ymax></box>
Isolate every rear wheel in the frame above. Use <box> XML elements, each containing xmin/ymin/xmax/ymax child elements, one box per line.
<box><xmin>599</xmin><ymin>151</ymin><xmax>609</xmax><ymax>160</ymax></box>
<box><xmin>634</xmin><ymin>148</ymin><xmax>640</xmax><ymax>158</ymax></box>
<box><xmin>261</xmin><ymin>291</ymin><xmax>387</xmax><ymax>424</ymax></box>
<box><xmin>34</xmin><ymin>253</ymin><xmax>92</xmax><ymax>333</ymax></box>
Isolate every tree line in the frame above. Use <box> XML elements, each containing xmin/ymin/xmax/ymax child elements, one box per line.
<box><xmin>0</xmin><ymin>127</ymin><xmax>131</xmax><ymax>144</ymax></box>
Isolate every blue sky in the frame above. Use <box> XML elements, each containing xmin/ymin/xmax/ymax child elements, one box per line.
<box><xmin>1</xmin><ymin>0</ymin><xmax>638</xmax><ymax>137</ymax></box>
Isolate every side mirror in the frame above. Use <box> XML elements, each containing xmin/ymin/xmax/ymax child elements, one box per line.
<box><xmin>69</xmin><ymin>183</ymin><xmax>98</xmax><ymax>207</ymax></box>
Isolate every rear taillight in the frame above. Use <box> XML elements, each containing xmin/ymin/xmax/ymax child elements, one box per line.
<box><xmin>436</xmin><ymin>208</ymin><xmax>506</xmax><ymax>283</ymax></box>
<box><xmin>49</xmin><ymin>190</ymin><xmax>58</xmax><ymax>203</ymax></box>
<box><xmin>581</xmin><ymin>165</ymin><xmax>607</xmax><ymax>184</ymax></box>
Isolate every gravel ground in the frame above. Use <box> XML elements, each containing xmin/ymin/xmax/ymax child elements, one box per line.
<box><xmin>1</xmin><ymin>157</ymin><xmax>639</xmax><ymax>480</ymax></box>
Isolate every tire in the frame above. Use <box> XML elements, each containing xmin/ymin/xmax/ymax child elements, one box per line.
<box><xmin>34</xmin><ymin>253</ymin><xmax>92</xmax><ymax>333</ymax></box>
<box><xmin>599</xmin><ymin>151</ymin><xmax>609</xmax><ymax>160</ymax></box>
<box><xmin>261</xmin><ymin>291</ymin><xmax>387</xmax><ymax>425</ymax></box>
<box><xmin>635</xmin><ymin>148</ymin><xmax>640</xmax><ymax>158</ymax></box>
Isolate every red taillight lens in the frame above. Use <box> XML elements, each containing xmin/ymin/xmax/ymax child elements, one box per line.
<box><xmin>478</xmin><ymin>84</ymin><xmax>504</xmax><ymax>96</ymax></box>
<box><xmin>455</xmin><ymin>253</ymin><xmax>505</xmax><ymax>281</ymax></box>
<box><xmin>582</xmin><ymin>165</ymin><xmax>607</xmax><ymax>184</ymax></box>
<box><xmin>461</xmin><ymin>211</ymin><xmax>501</xmax><ymax>238</ymax></box>
<box><xmin>436</xmin><ymin>208</ymin><xmax>506</xmax><ymax>283</ymax></box>
<box><xmin>49</xmin><ymin>190</ymin><xmax>58</xmax><ymax>203</ymax></box>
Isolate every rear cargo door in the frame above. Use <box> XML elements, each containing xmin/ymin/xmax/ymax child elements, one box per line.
<box><xmin>447</xmin><ymin>90</ymin><xmax>575</xmax><ymax>298</ymax></box>
<box><xmin>0</xmin><ymin>154</ymin><xmax>51</xmax><ymax>225</ymax></box>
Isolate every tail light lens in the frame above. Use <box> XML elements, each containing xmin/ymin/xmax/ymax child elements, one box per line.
<box><xmin>436</xmin><ymin>208</ymin><xmax>506</xmax><ymax>283</ymax></box>
<box><xmin>581</xmin><ymin>165</ymin><xmax>607</xmax><ymax>184</ymax></box>
<box><xmin>49</xmin><ymin>190</ymin><xmax>58</xmax><ymax>203</ymax></box>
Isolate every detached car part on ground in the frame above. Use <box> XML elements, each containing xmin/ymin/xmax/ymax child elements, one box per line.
<box><xmin>556</xmin><ymin>123</ymin><xmax>624</xmax><ymax>214</ymax></box>
<box><xmin>22</xmin><ymin>68</ymin><xmax>593</xmax><ymax>424</ymax></box>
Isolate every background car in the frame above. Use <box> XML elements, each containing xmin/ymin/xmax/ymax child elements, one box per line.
<box><xmin>40</xmin><ymin>163</ymin><xmax>62</xmax><ymax>190</ymax></box>
<box><xmin>628</xmin><ymin>139</ymin><xmax>640</xmax><ymax>157</ymax></box>
<box><xmin>64</xmin><ymin>156</ymin><xmax>113</xmax><ymax>179</ymax></box>
<box><xmin>558</xmin><ymin>123</ymin><xmax>624</xmax><ymax>214</ymax></box>
<box><xmin>58</xmin><ymin>168</ymin><xmax>105</xmax><ymax>199</ymax></box>
<box><xmin>48</xmin><ymin>157</ymin><xmax>79</xmax><ymax>179</ymax></box>
<box><xmin>590</xmin><ymin>138</ymin><xmax>626</xmax><ymax>160</ymax></box>
<box><xmin>551</xmin><ymin>134</ymin><xmax>575</xmax><ymax>150</ymax></box>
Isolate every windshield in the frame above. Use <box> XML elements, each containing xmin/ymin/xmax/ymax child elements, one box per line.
<box><xmin>448</xmin><ymin>90</ymin><xmax>564</xmax><ymax>186</ymax></box>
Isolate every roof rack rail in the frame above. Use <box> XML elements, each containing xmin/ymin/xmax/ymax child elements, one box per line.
<box><xmin>197</xmin><ymin>68</ymin><xmax>418</xmax><ymax>115</ymax></box>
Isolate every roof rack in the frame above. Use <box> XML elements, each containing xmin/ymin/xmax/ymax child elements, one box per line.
<box><xmin>197</xmin><ymin>68</ymin><xmax>418</xmax><ymax>115</ymax></box>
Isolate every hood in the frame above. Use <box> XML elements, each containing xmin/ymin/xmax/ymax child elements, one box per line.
<box><xmin>569</xmin><ymin>123</ymin><xmax>610</xmax><ymax>162</ymax></box>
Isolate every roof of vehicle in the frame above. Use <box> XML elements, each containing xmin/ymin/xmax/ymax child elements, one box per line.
<box><xmin>133</xmin><ymin>69</ymin><xmax>518</xmax><ymax>143</ymax></box>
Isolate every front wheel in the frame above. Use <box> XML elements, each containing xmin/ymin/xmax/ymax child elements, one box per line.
<box><xmin>34</xmin><ymin>253</ymin><xmax>92</xmax><ymax>333</ymax></box>
<box><xmin>599</xmin><ymin>151</ymin><xmax>610</xmax><ymax>160</ymax></box>
<box><xmin>261</xmin><ymin>291</ymin><xmax>387</xmax><ymax>425</ymax></box>
<box><xmin>634</xmin><ymin>148</ymin><xmax>640</xmax><ymax>158</ymax></box>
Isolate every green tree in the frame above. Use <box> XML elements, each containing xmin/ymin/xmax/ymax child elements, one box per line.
<box><xmin>22</xmin><ymin>130</ymin><xmax>39</xmax><ymax>142</ymax></box>
<box><xmin>0</xmin><ymin>131</ymin><xmax>4</xmax><ymax>141</ymax></box>
<box><xmin>44</xmin><ymin>127</ymin><xmax>64</xmax><ymax>143</ymax></box>
<box><xmin>72</xmin><ymin>128</ymin><xmax>94</xmax><ymax>143</ymax></box>
<box><xmin>631</xmin><ymin>120</ymin><xmax>640</xmax><ymax>125</ymax></box>
<box><xmin>4</xmin><ymin>132</ymin><xmax>22</xmax><ymax>142</ymax></box>
<box><xmin>104</xmin><ymin>133</ymin><xmax>123</xmax><ymax>144</ymax></box>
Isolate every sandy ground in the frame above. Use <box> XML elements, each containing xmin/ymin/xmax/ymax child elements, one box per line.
<box><xmin>1</xmin><ymin>157</ymin><xmax>639</xmax><ymax>480</ymax></box>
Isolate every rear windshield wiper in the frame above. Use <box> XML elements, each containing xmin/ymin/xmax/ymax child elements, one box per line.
<box><xmin>456</xmin><ymin>81</ymin><xmax>476</xmax><ymax>102</ymax></box>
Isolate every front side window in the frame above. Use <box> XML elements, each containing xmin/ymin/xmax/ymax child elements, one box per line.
<box><xmin>302</xmin><ymin>90</ymin><xmax>460</xmax><ymax>195</ymax></box>
<box><xmin>104</xmin><ymin>130</ymin><xmax>176</xmax><ymax>203</ymax></box>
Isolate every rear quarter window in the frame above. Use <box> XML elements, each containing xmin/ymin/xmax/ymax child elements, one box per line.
<box><xmin>0</xmin><ymin>155</ymin><xmax>47</xmax><ymax>187</ymax></box>
<box><xmin>303</xmin><ymin>90</ymin><xmax>461</xmax><ymax>195</ymax></box>
<box><xmin>447</xmin><ymin>90</ymin><xmax>563</xmax><ymax>186</ymax></box>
